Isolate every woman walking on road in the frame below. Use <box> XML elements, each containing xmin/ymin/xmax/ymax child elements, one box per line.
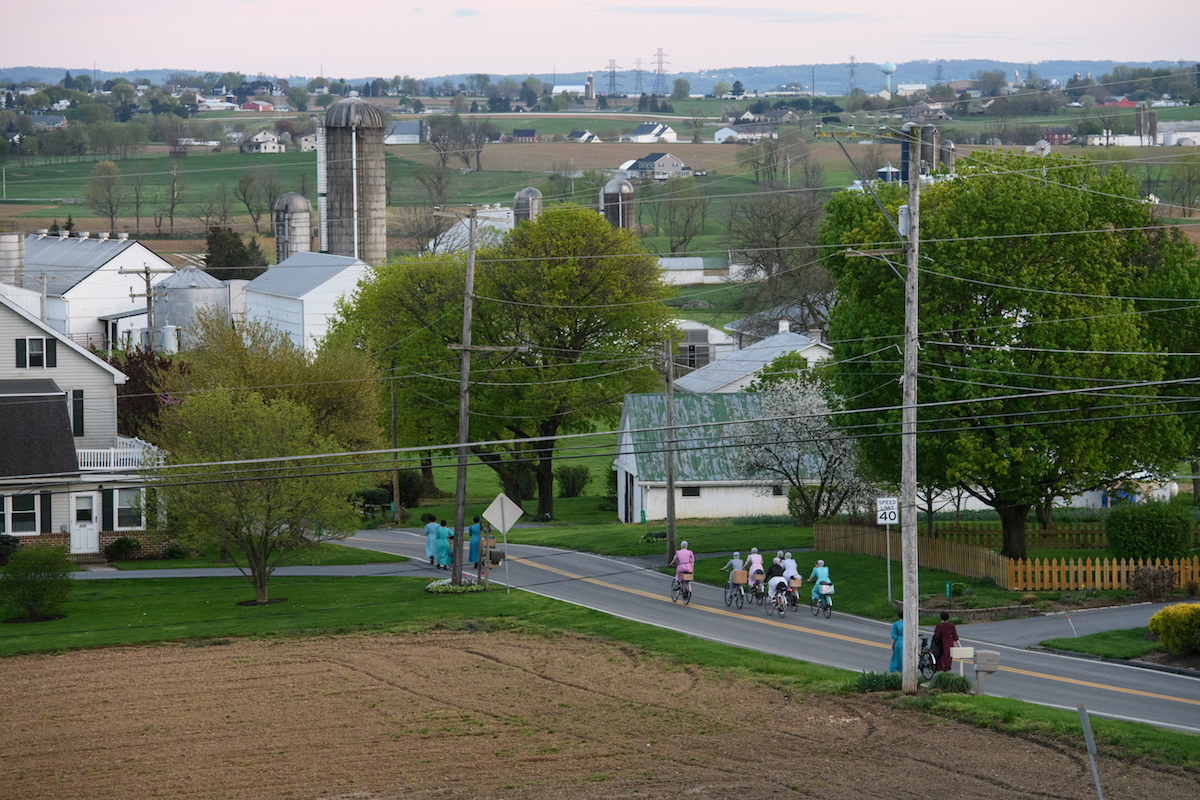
<box><xmin>933</xmin><ymin>611</ymin><xmax>961</xmax><ymax>672</ymax></box>
<box><xmin>423</xmin><ymin>515</ymin><xmax>439</xmax><ymax>565</ymax></box>
<box><xmin>435</xmin><ymin>520</ymin><xmax>453</xmax><ymax>570</ymax></box>
<box><xmin>889</xmin><ymin>608</ymin><xmax>904</xmax><ymax>673</ymax></box>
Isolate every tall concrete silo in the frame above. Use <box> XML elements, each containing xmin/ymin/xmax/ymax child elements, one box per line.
<box><xmin>320</xmin><ymin>97</ymin><xmax>387</xmax><ymax>265</ymax></box>
<box><xmin>514</xmin><ymin>187</ymin><xmax>543</xmax><ymax>223</ymax></box>
<box><xmin>0</xmin><ymin>231</ymin><xmax>25</xmax><ymax>287</ymax></box>
<box><xmin>274</xmin><ymin>192</ymin><xmax>313</xmax><ymax>264</ymax></box>
<box><xmin>600</xmin><ymin>177</ymin><xmax>634</xmax><ymax>230</ymax></box>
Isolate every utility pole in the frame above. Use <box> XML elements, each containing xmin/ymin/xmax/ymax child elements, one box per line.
<box><xmin>120</xmin><ymin>261</ymin><xmax>174</xmax><ymax>351</ymax></box>
<box><xmin>452</xmin><ymin>208</ymin><xmax>478</xmax><ymax>586</ymax></box>
<box><xmin>663</xmin><ymin>340</ymin><xmax>677</xmax><ymax>560</ymax></box>
<box><xmin>901</xmin><ymin>122</ymin><xmax>921</xmax><ymax>694</ymax></box>
<box><xmin>391</xmin><ymin>357</ymin><xmax>400</xmax><ymax>524</ymax></box>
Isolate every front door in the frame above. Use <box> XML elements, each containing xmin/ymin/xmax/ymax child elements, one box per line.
<box><xmin>71</xmin><ymin>492</ymin><xmax>101</xmax><ymax>554</ymax></box>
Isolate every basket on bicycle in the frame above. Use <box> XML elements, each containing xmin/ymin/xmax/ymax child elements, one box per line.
<box><xmin>731</xmin><ymin>569</ymin><xmax>747</xmax><ymax>584</ymax></box>
<box><xmin>789</xmin><ymin>577</ymin><xmax>802</xmax><ymax>588</ymax></box>
<box><xmin>680</xmin><ymin>572</ymin><xmax>694</xmax><ymax>582</ymax></box>
<box><xmin>818</xmin><ymin>581</ymin><xmax>835</xmax><ymax>595</ymax></box>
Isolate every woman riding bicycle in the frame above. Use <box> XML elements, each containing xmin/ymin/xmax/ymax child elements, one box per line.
<box><xmin>807</xmin><ymin>559</ymin><xmax>831</xmax><ymax>606</ymax></box>
<box><xmin>669</xmin><ymin>541</ymin><xmax>695</xmax><ymax>589</ymax></box>
<box><xmin>721</xmin><ymin>551</ymin><xmax>744</xmax><ymax>588</ymax></box>
<box><xmin>744</xmin><ymin>547</ymin><xmax>765</xmax><ymax>591</ymax></box>
<box><xmin>765</xmin><ymin>557</ymin><xmax>788</xmax><ymax>609</ymax></box>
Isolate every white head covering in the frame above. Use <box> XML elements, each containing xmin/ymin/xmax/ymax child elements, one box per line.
<box><xmin>751</xmin><ymin>547</ymin><xmax>758</xmax><ymax>554</ymax></box>
<box><xmin>680</xmin><ymin>541</ymin><xmax>688</xmax><ymax>549</ymax></box>
<box><xmin>733</xmin><ymin>551</ymin><xmax>740</xmax><ymax>557</ymax></box>
<box><xmin>785</xmin><ymin>552</ymin><xmax>792</xmax><ymax>560</ymax></box>
<box><xmin>816</xmin><ymin>559</ymin><xmax>825</xmax><ymax>567</ymax></box>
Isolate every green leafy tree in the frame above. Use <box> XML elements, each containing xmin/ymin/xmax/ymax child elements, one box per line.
<box><xmin>821</xmin><ymin>152</ymin><xmax>1187</xmax><ymax>559</ymax></box>
<box><xmin>83</xmin><ymin>160</ymin><xmax>124</xmax><ymax>229</ymax></box>
<box><xmin>334</xmin><ymin>205</ymin><xmax>675</xmax><ymax>516</ymax></box>
<box><xmin>672</xmin><ymin>78</ymin><xmax>691</xmax><ymax>101</ymax></box>
<box><xmin>204</xmin><ymin>226</ymin><xmax>265</xmax><ymax>281</ymax></box>
<box><xmin>285</xmin><ymin>86</ymin><xmax>309</xmax><ymax>112</ymax></box>
<box><xmin>154</xmin><ymin>391</ymin><xmax>358</xmax><ymax>603</ymax></box>
<box><xmin>106</xmin><ymin>346</ymin><xmax>185</xmax><ymax>439</ymax></box>
<box><xmin>0</xmin><ymin>543</ymin><xmax>73</xmax><ymax>621</ymax></box>
<box><xmin>712</xmin><ymin>81</ymin><xmax>730</xmax><ymax>97</ymax></box>
<box><xmin>731</xmin><ymin>80</ymin><xmax>745</xmax><ymax>97</ymax></box>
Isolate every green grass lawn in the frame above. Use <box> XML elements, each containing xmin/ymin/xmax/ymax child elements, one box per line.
<box><xmin>112</xmin><ymin>541</ymin><xmax>406</xmax><ymax>570</ymax></box>
<box><xmin>1042</xmin><ymin>628</ymin><xmax>1165</xmax><ymax>660</ymax></box>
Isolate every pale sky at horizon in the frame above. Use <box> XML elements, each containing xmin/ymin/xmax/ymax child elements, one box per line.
<box><xmin>4</xmin><ymin>1</ymin><xmax>1197</xmax><ymax>81</ymax></box>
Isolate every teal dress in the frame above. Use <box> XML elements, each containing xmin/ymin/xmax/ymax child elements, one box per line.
<box><xmin>435</xmin><ymin>526</ymin><xmax>452</xmax><ymax>568</ymax></box>
<box><xmin>889</xmin><ymin>619</ymin><xmax>904</xmax><ymax>673</ymax></box>
<box><xmin>468</xmin><ymin>523</ymin><xmax>481</xmax><ymax>564</ymax></box>
<box><xmin>809</xmin><ymin>564</ymin><xmax>830</xmax><ymax>601</ymax></box>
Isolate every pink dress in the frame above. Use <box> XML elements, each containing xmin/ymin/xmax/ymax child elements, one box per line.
<box><xmin>745</xmin><ymin>554</ymin><xmax>765</xmax><ymax>583</ymax></box>
<box><xmin>670</xmin><ymin>548</ymin><xmax>695</xmax><ymax>581</ymax></box>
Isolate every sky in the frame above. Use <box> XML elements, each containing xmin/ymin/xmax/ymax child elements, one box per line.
<box><xmin>4</xmin><ymin>1</ymin><xmax>1197</xmax><ymax>80</ymax></box>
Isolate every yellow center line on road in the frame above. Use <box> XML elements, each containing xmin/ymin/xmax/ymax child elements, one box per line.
<box><xmin>512</xmin><ymin>556</ymin><xmax>1200</xmax><ymax>708</ymax></box>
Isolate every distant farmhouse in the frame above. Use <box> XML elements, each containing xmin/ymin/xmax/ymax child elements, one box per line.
<box><xmin>384</xmin><ymin>120</ymin><xmax>427</xmax><ymax>145</ymax></box>
<box><xmin>620</xmin><ymin>123</ymin><xmax>677</xmax><ymax>143</ymax></box>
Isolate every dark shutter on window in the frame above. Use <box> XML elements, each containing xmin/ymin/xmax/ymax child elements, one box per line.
<box><xmin>102</xmin><ymin>489</ymin><xmax>114</xmax><ymax>531</ymax></box>
<box><xmin>72</xmin><ymin>389</ymin><xmax>84</xmax><ymax>436</ymax></box>
<box><xmin>40</xmin><ymin>491</ymin><xmax>52</xmax><ymax>533</ymax></box>
<box><xmin>46</xmin><ymin>339</ymin><xmax>57</xmax><ymax>368</ymax></box>
<box><xmin>15</xmin><ymin>338</ymin><xmax>26</xmax><ymax>368</ymax></box>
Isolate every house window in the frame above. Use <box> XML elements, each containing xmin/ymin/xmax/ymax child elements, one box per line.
<box><xmin>773</xmin><ymin>485</ymin><xmax>784</xmax><ymax>496</ymax></box>
<box><xmin>681</xmin><ymin>486</ymin><xmax>701</xmax><ymax>498</ymax></box>
<box><xmin>15</xmin><ymin>337</ymin><xmax>56</xmax><ymax>369</ymax></box>
<box><xmin>117</xmin><ymin>489</ymin><xmax>143</xmax><ymax>529</ymax></box>
<box><xmin>75</xmin><ymin>495</ymin><xmax>95</xmax><ymax>523</ymax></box>
<box><xmin>3</xmin><ymin>495</ymin><xmax>39</xmax><ymax>534</ymax></box>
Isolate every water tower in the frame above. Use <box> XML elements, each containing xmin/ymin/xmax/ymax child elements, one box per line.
<box><xmin>273</xmin><ymin>192</ymin><xmax>313</xmax><ymax>264</ymax></box>
<box><xmin>881</xmin><ymin>62</ymin><xmax>897</xmax><ymax>93</ymax></box>
<box><xmin>319</xmin><ymin>97</ymin><xmax>386</xmax><ymax>265</ymax></box>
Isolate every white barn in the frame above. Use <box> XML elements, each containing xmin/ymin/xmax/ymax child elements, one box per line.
<box><xmin>243</xmin><ymin>252</ymin><xmax>368</xmax><ymax>352</ymax></box>
<box><xmin>675</xmin><ymin>321</ymin><xmax>831</xmax><ymax>394</ymax></box>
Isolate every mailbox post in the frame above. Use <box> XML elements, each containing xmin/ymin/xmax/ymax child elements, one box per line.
<box><xmin>974</xmin><ymin>650</ymin><xmax>1000</xmax><ymax>695</ymax></box>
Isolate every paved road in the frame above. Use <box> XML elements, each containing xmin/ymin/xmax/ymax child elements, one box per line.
<box><xmin>342</xmin><ymin>529</ymin><xmax>1200</xmax><ymax>734</ymax></box>
<box><xmin>77</xmin><ymin>529</ymin><xmax>1200</xmax><ymax>734</ymax></box>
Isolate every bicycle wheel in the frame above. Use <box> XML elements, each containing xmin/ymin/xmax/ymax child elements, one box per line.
<box><xmin>670</xmin><ymin>581</ymin><xmax>680</xmax><ymax>603</ymax></box>
<box><xmin>810</xmin><ymin>596</ymin><xmax>820</xmax><ymax>616</ymax></box>
<box><xmin>724</xmin><ymin>585</ymin><xmax>734</xmax><ymax>607</ymax></box>
<box><xmin>682</xmin><ymin>582</ymin><xmax>691</xmax><ymax>605</ymax></box>
<box><xmin>822</xmin><ymin>598</ymin><xmax>832</xmax><ymax>619</ymax></box>
<box><xmin>735</xmin><ymin>587</ymin><xmax>744</xmax><ymax>609</ymax></box>
<box><xmin>756</xmin><ymin>586</ymin><xmax>764</xmax><ymax>606</ymax></box>
<box><xmin>918</xmin><ymin>653</ymin><xmax>935</xmax><ymax>680</ymax></box>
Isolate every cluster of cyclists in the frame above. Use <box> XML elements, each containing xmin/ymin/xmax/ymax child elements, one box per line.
<box><xmin>667</xmin><ymin>542</ymin><xmax>834</xmax><ymax>616</ymax></box>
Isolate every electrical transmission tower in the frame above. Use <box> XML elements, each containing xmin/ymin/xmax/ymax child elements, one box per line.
<box><xmin>849</xmin><ymin>54</ymin><xmax>857</xmax><ymax>93</ymax></box>
<box><xmin>632</xmin><ymin>59</ymin><xmax>644</xmax><ymax>95</ymax></box>
<box><xmin>651</xmin><ymin>48</ymin><xmax>669</xmax><ymax>96</ymax></box>
<box><xmin>606</xmin><ymin>59</ymin><xmax>623</xmax><ymax>97</ymax></box>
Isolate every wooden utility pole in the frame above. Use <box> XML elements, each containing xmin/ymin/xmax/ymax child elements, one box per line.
<box><xmin>664</xmin><ymin>340</ymin><xmax>677</xmax><ymax>560</ymax></box>
<box><xmin>120</xmin><ymin>262</ymin><xmax>174</xmax><ymax>351</ymax></box>
<box><xmin>391</xmin><ymin>357</ymin><xmax>400</xmax><ymax>524</ymax></box>
<box><xmin>452</xmin><ymin>209</ymin><xmax>478</xmax><ymax>586</ymax></box>
<box><xmin>901</xmin><ymin>122</ymin><xmax>921</xmax><ymax>694</ymax></box>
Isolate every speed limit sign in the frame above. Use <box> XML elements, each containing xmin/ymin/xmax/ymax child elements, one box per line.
<box><xmin>876</xmin><ymin>497</ymin><xmax>899</xmax><ymax>525</ymax></box>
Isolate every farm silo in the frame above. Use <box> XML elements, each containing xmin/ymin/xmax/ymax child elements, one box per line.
<box><xmin>513</xmin><ymin>187</ymin><xmax>543</xmax><ymax>223</ymax></box>
<box><xmin>319</xmin><ymin>97</ymin><xmax>386</xmax><ymax>265</ymax></box>
<box><xmin>274</xmin><ymin>192</ymin><xmax>313</xmax><ymax>264</ymax></box>
<box><xmin>600</xmin><ymin>177</ymin><xmax>634</xmax><ymax>230</ymax></box>
<box><xmin>155</xmin><ymin>265</ymin><xmax>230</xmax><ymax>348</ymax></box>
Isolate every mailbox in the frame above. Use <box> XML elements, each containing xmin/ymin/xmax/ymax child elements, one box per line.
<box><xmin>488</xmin><ymin>548</ymin><xmax>504</xmax><ymax>565</ymax></box>
<box><xmin>974</xmin><ymin>650</ymin><xmax>1000</xmax><ymax>695</ymax></box>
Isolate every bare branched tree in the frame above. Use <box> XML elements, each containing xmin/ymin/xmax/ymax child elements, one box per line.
<box><xmin>235</xmin><ymin>172</ymin><xmax>265</xmax><ymax>232</ymax></box>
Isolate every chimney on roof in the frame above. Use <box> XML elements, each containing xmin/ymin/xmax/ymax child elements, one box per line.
<box><xmin>778</xmin><ymin>318</ymin><xmax>790</xmax><ymax>334</ymax></box>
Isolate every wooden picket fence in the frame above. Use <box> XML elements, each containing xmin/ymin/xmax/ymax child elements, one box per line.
<box><xmin>1007</xmin><ymin>556</ymin><xmax>1200</xmax><ymax>592</ymax></box>
<box><xmin>815</xmin><ymin>524</ymin><xmax>1012</xmax><ymax>589</ymax></box>
<box><xmin>927</xmin><ymin>520</ymin><xmax>1200</xmax><ymax>550</ymax></box>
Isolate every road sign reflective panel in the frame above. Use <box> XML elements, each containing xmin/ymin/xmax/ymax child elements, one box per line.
<box><xmin>876</xmin><ymin>497</ymin><xmax>899</xmax><ymax>525</ymax></box>
<box><xmin>484</xmin><ymin>493</ymin><xmax>524</xmax><ymax>535</ymax></box>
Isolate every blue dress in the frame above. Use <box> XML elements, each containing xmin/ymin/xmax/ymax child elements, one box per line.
<box><xmin>809</xmin><ymin>565</ymin><xmax>830</xmax><ymax>601</ymax></box>
<box><xmin>435</xmin><ymin>526</ymin><xmax>453</xmax><ymax>568</ymax></box>
<box><xmin>424</xmin><ymin>521</ymin><xmax>439</xmax><ymax>562</ymax></box>
<box><xmin>468</xmin><ymin>523</ymin><xmax>481</xmax><ymax>564</ymax></box>
<box><xmin>889</xmin><ymin>619</ymin><xmax>904</xmax><ymax>673</ymax></box>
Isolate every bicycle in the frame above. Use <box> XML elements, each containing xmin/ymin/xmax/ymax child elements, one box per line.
<box><xmin>918</xmin><ymin>635</ymin><xmax>936</xmax><ymax>680</ymax></box>
<box><xmin>748</xmin><ymin>575</ymin><xmax>765</xmax><ymax>606</ymax></box>
<box><xmin>785</xmin><ymin>579</ymin><xmax>801</xmax><ymax>612</ymax></box>
<box><xmin>767</xmin><ymin>585</ymin><xmax>787</xmax><ymax>616</ymax></box>
<box><xmin>724</xmin><ymin>581</ymin><xmax>745</xmax><ymax>609</ymax></box>
<box><xmin>671</xmin><ymin>573</ymin><xmax>693</xmax><ymax>605</ymax></box>
<box><xmin>809</xmin><ymin>581</ymin><xmax>833</xmax><ymax>618</ymax></box>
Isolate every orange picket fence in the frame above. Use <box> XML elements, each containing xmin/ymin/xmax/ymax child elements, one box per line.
<box><xmin>815</xmin><ymin>524</ymin><xmax>1012</xmax><ymax>589</ymax></box>
<box><xmin>1007</xmin><ymin>556</ymin><xmax>1200</xmax><ymax>592</ymax></box>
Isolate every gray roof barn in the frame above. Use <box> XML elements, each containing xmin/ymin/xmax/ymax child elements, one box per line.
<box><xmin>675</xmin><ymin>329</ymin><xmax>829</xmax><ymax>394</ymax></box>
<box><xmin>22</xmin><ymin>234</ymin><xmax>140</xmax><ymax>295</ymax></box>
<box><xmin>245</xmin><ymin>252</ymin><xmax>367</xmax><ymax>299</ymax></box>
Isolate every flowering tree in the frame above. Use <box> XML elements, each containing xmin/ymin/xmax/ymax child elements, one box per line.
<box><xmin>734</xmin><ymin>377</ymin><xmax>871</xmax><ymax>524</ymax></box>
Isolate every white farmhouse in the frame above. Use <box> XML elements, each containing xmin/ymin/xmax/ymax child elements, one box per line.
<box><xmin>243</xmin><ymin>252</ymin><xmax>369</xmax><ymax>352</ymax></box>
<box><xmin>675</xmin><ymin>320</ymin><xmax>830</xmax><ymax>394</ymax></box>
<box><xmin>619</xmin><ymin>122</ymin><xmax>677</xmax><ymax>143</ymax></box>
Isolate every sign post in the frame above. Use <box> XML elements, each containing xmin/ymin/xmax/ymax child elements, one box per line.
<box><xmin>876</xmin><ymin>497</ymin><xmax>899</xmax><ymax>603</ymax></box>
<box><xmin>484</xmin><ymin>493</ymin><xmax>524</xmax><ymax>595</ymax></box>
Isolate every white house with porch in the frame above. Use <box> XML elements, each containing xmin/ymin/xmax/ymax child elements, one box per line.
<box><xmin>0</xmin><ymin>294</ymin><xmax>158</xmax><ymax>558</ymax></box>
